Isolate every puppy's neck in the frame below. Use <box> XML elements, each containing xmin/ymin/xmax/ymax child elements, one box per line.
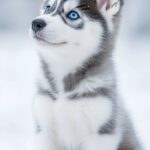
<box><xmin>38</xmin><ymin>44</ymin><xmax>115</xmax><ymax>94</ymax></box>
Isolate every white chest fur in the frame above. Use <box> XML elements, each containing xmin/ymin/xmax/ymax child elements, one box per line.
<box><xmin>34</xmin><ymin>93</ymin><xmax>114</xmax><ymax>149</ymax></box>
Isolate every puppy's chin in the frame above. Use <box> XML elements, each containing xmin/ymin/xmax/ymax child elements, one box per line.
<box><xmin>33</xmin><ymin>34</ymin><xmax>67</xmax><ymax>47</ymax></box>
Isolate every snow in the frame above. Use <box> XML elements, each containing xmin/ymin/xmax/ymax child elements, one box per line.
<box><xmin>115</xmin><ymin>37</ymin><xmax>150</xmax><ymax>150</ymax></box>
<box><xmin>0</xmin><ymin>33</ymin><xmax>37</xmax><ymax>150</ymax></box>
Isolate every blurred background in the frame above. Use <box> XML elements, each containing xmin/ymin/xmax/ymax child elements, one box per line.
<box><xmin>0</xmin><ymin>0</ymin><xmax>150</xmax><ymax>149</ymax></box>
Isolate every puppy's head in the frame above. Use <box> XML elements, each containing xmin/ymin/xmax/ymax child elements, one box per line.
<box><xmin>31</xmin><ymin>0</ymin><xmax>123</xmax><ymax>56</ymax></box>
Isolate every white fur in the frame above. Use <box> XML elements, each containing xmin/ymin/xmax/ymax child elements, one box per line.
<box><xmin>63</xmin><ymin>0</ymin><xmax>79</xmax><ymax>13</ymax></box>
<box><xmin>31</xmin><ymin>0</ymin><xmax>122</xmax><ymax>150</ymax></box>
<box><xmin>34</xmin><ymin>93</ymin><xmax>121</xmax><ymax>150</ymax></box>
<box><xmin>34</xmin><ymin>16</ymin><xmax>103</xmax><ymax>92</ymax></box>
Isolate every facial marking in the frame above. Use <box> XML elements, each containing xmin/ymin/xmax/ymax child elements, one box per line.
<box><xmin>44</xmin><ymin>0</ymin><xmax>63</xmax><ymax>14</ymax></box>
<box><xmin>32</xmin><ymin>0</ymin><xmax>110</xmax><ymax>48</ymax></box>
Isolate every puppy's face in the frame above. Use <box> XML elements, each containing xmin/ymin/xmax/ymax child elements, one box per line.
<box><xmin>31</xmin><ymin>0</ymin><xmax>122</xmax><ymax>54</ymax></box>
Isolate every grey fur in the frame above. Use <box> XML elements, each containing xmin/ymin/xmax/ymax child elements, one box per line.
<box><xmin>37</xmin><ymin>0</ymin><xmax>142</xmax><ymax>149</ymax></box>
<box><xmin>40</xmin><ymin>57</ymin><xmax>58</xmax><ymax>94</ymax></box>
<box><xmin>68</xmin><ymin>87</ymin><xmax>115</xmax><ymax>100</ymax></box>
<box><xmin>63</xmin><ymin>51</ymin><xmax>110</xmax><ymax>93</ymax></box>
<box><xmin>63</xmin><ymin>2</ymin><xmax>111</xmax><ymax>92</ymax></box>
<box><xmin>44</xmin><ymin>0</ymin><xmax>58</xmax><ymax>14</ymax></box>
<box><xmin>44</xmin><ymin>0</ymin><xmax>58</xmax><ymax>13</ymax></box>
<box><xmin>99</xmin><ymin>118</ymin><xmax>116</xmax><ymax>134</ymax></box>
<box><xmin>118</xmin><ymin>114</ymin><xmax>143</xmax><ymax>150</ymax></box>
<box><xmin>60</xmin><ymin>0</ymin><xmax>120</xmax><ymax>140</ymax></box>
<box><xmin>36</xmin><ymin>124</ymin><xmax>42</xmax><ymax>134</ymax></box>
<box><xmin>38</xmin><ymin>86</ymin><xmax>57</xmax><ymax>100</ymax></box>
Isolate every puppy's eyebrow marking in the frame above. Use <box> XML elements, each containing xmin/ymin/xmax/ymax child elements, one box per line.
<box><xmin>50</xmin><ymin>0</ymin><xmax>58</xmax><ymax>12</ymax></box>
<box><xmin>44</xmin><ymin>0</ymin><xmax>64</xmax><ymax>14</ymax></box>
<box><xmin>51</xmin><ymin>0</ymin><xmax>64</xmax><ymax>14</ymax></box>
<box><xmin>44</xmin><ymin>0</ymin><xmax>58</xmax><ymax>14</ymax></box>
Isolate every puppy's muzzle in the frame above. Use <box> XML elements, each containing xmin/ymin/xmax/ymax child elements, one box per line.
<box><xmin>32</xmin><ymin>19</ymin><xmax>47</xmax><ymax>32</ymax></box>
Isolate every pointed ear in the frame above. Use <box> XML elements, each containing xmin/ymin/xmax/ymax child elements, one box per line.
<box><xmin>96</xmin><ymin>0</ymin><xmax>110</xmax><ymax>9</ymax></box>
<box><xmin>96</xmin><ymin>0</ymin><xmax>121</xmax><ymax>16</ymax></box>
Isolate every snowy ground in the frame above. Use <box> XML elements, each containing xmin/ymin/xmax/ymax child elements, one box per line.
<box><xmin>115</xmin><ymin>36</ymin><xmax>150</xmax><ymax>150</ymax></box>
<box><xmin>0</xmin><ymin>31</ymin><xmax>150</xmax><ymax>150</ymax></box>
<box><xmin>0</xmin><ymin>32</ymin><xmax>37</xmax><ymax>150</ymax></box>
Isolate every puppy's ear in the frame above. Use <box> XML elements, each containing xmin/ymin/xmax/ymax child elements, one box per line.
<box><xmin>96</xmin><ymin>0</ymin><xmax>121</xmax><ymax>16</ymax></box>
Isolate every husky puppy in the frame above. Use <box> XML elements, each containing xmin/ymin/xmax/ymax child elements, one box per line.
<box><xmin>31</xmin><ymin>0</ymin><xmax>141</xmax><ymax>149</ymax></box>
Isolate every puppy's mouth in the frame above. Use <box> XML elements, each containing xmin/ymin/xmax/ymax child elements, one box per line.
<box><xmin>33</xmin><ymin>34</ymin><xmax>67</xmax><ymax>46</ymax></box>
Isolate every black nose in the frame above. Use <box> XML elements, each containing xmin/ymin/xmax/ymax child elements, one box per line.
<box><xmin>32</xmin><ymin>19</ymin><xmax>46</xmax><ymax>32</ymax></box>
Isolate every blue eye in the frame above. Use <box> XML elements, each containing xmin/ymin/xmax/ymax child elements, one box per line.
<box><xmin>67</xmin><ymin>11</ymin><xmax>80</xmax><ymax>20</ymax></box>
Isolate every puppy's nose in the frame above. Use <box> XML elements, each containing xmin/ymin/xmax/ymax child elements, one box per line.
<box><xmin>32</xmin><ymin>19</ymin><xmax>46</xmax><ymax>32</ymax></box>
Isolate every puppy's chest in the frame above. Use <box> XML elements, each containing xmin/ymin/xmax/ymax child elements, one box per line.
<box><xmin>35</xmin><ymin>93</ymin><xmax>112</xmax><ymax>146</ymax></box>
<box><xmin>37</xmin><ymin>66</ymin><xmax>113</xmax><ymax>145</ymax></box>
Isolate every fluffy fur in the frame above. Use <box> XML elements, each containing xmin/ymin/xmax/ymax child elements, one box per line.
<box><xmin>31</xmin><ymin>0</ymin><xmax>142</xmax><ymax>149</ymax></box>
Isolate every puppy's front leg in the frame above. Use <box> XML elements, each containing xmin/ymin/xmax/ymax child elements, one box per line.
<box><xmin>34</xmin><ymin>132</ymin><xmax>58</xmax><ymax>150</ymax></box>
<box><xmin>33</xmin><ymin>94</ymin><xmax>58</xmax><ymax>150</ymax></box>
